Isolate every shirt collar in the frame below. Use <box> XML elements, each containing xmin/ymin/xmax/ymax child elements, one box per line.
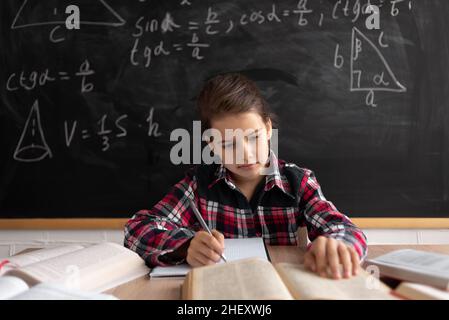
<box><xmin>208</xmin><ymin>150</ymin><xmax>294</xmax><ymax>198</ymax></box>
<box><xmin>208</xmin><ymin>162</ymin><xmax>235</xmax><ymax>190</ymax></box>
<box><xmin>263</xmin><ymin>151</ymin><xmax>294</xmax><ymax>197</ymax></box>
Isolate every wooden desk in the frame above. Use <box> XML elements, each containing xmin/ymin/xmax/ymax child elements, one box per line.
<box><xmin>103</xmin><ymin>244</ymin><xmax>449</xmax><ymax>300</ymax></box>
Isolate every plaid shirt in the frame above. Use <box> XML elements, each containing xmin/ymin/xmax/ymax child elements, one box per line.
<box><xmin>124</xmin><ymin>152</ymin><xmax>367</xmax><ymax>267</ymax></box>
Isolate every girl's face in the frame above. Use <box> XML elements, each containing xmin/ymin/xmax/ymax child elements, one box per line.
<box><xmin>209</xmin><ymin>111</ymin><xmax>272</xmax><ymax>182</ymax></box>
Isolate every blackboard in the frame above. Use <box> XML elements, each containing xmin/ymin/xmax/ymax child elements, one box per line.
<box><xmin>1</xmin><ymin>0</ymin><xmax>448</xmax><ymax>220</ymax></box>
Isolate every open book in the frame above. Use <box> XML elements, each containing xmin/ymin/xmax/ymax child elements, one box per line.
<box><xmin>182</xmin><ymin>258</ymin><xmax>396</xmax><ymax>300</ymax></box>
<box><xmin>0</xmin><ymin>276</ymin><xmax>117</xmax><ymax>300</ymax></box>
<box><xmin>150</xmin><ymin>237</ymin><xmax>268</xmax><ymax>278</ymax></box>
<box><xmin>364</xmin><ymin>249</ymin><xmax>449</xmax><ymax>291</ymax></box>
<box><xmin>0</xmin><ymin>242</ymin><xmax>149</xmax><ymax>294</ymax></box>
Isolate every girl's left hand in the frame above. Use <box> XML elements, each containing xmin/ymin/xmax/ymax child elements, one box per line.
<box><xmin>303</xmin><ymin>236</ymin><xmax>360</xmax><ymax>279</ymax></box>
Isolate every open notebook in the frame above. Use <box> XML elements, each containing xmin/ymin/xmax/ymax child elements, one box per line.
<box><xmin>150</xmin><ymin>237</ymin><xmax>268</xmax><ymax>278</ymax></box>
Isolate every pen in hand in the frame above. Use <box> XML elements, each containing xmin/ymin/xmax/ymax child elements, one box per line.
<box><xmin>187</xmin><ymin>197</ymin><xmax>227</xmax><ymax>263</ymax></box>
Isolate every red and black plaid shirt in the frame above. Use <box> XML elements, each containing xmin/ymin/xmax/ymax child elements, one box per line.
<box><xmin>124</xmin><ymin>152</ymin><xmax>367</xmax><ymax>267</ymax></box>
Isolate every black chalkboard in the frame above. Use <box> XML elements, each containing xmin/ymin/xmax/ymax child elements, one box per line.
<box><xmin>1</xmin><ymin>0</ymin><xmax>448</xmax><ymax>219</ymax></box>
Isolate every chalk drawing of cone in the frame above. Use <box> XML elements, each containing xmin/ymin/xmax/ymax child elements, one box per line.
<box><xmin>13</xmin><ymin>99</ymin><xmax>53</xmax><ymax>162</ymax></box>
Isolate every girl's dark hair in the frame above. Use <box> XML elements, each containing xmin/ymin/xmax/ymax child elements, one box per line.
<box><xmin>197</xmin><ymin>73</ymin><xmax>277</xmax><ymax>130</ymax></box>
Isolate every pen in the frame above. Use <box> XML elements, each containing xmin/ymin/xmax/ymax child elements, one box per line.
<box><xmin>187</xmin><ymin>196</ymin><xmax>227</xmax><ymax>263</ymax></box>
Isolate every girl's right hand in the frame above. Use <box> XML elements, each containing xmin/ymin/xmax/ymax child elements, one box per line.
<box><xmin>186</xmin><ymin>230</ymin><xmax>225</xmax><ymax>267</ymax></box>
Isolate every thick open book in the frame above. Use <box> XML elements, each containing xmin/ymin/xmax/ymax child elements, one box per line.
<box><xmin>150</xmin><ymin>237</ymin><xmax>268</xmax><ymax>278</ymax></box>
<box><xmin>364</xmin><ymin>249</ymin><xmax>449</xmax><ymax>291</ymax></box>
<box><xmin>182</xmin><ymin>258</ymin><xmax>396</xmax><ymax>300</ymax></box>
<box><xmin>0</xmin><ymin>242</ymin><xmax>149</xmax><ymax>295</ymax></box>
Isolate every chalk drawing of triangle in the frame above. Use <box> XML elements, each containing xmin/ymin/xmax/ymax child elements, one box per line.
<box><xmin>13</xmin><ymin>100</ymin><xmax>53</xmax><ymax>162</ymax></box>
<box><xmin>350</xmin><ymin>27</ymin><xmax>406</xmax><ymax>93</ymax></box>
<box><xmin>11</xmin><ymin>0</ymin><xmax>125</xmax><ymax>29</ymax></box>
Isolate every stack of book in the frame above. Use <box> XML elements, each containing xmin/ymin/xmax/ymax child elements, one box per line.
<box><xmin>364</xmin><ymin>249</ymin><xmax>449</xmax><ymax>300</ymax></box>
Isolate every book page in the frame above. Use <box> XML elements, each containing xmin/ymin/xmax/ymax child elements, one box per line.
<box><xmin>275</xmin><ymin>263</ymin><xmax>395</xmax><ymax>300</ymax></box>
<box><xmin>191</xmin><ymin>258</ymin><xmax>293</xmax><ymax>300</ymax></box>
<box><xmin>0</xmin><ymin>276</ymin><xmax>29</xmax><ymax>300</ymax></box>
<box><xmin>151</xmin><ymin>237</ymin><xmax>268</xmax><ymax>277</ymax></box>
<box><xmin>10</xmin><ymin>283</ymin><xmax>118</xmax><ymax>300</ymax></box>
<box><xmin>5</xmin><ymin>242</ymin><xmax>149</xmax><ymax>292</ymax></box>
<box><xmin>395</xmin><ymin>282</ymin><xmax>449</xmax><ymax>300</ymax></box>
<box><xmin>0</xmin><ymin>245</ymin><xmax>85</xmax><ymax>276</ymax></box>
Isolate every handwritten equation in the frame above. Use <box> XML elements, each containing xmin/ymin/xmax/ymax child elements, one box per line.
<box><xmin>8</xmin><ymin>0</ymin><xmax>414</xmax><ymax>162</ymax></box>
<box><xmin>129</xmin><ymin>0</ymin><xmax>411</xmax><ymax>107</ymax></box>
<box><xmin>6</xmin><ymin>60</ymin><xmax>95</xmax><ymax>94</ymax></box>
<box><xmin>130</xmin><ymin>0</ymin><xmax>412</xmax><ymax>65</ymax></box>
<box><xmin>14</xmin><ymin>99</ymin><xmax>162</xmax><ymax>162</ymax></box>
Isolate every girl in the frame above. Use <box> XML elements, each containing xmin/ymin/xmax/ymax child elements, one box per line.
<box><xmin>124</xmin><ymin>73</ymin><xmax>367</xmax><ymax>279</ymax></box>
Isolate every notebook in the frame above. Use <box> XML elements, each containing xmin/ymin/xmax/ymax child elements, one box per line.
<box><xmin>150</xmin><ymin>237</ymin><xmax>268</xmax><ymax>278</ymax></box>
